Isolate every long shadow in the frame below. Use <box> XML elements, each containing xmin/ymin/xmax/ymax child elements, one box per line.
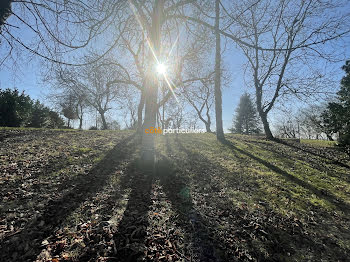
<box><xmin>174</xmin><ymin>136</ymin><xmax>350</xmax><ymax>261</ymax></box>
<box><xmin>276</xmin><ymin>139</ymin><xmax>350</xmax><ymax>169</ymax></box>
<box><xmin>244</xmin><ymin>139</ymin><xmax>350</xmax><ymax>184</ymax></box>
<box><xmin>111</xmin><ymin>159</ymin><xmax>154</xmax><ymax>262</ymax></box>
<box><xmin>157</xmin><ymin>139</ymin><xmax>226</xmax><ymax>261</ymax></box>
<box><xmin>222</xmin><ymin>139</ymin><xmax>350</xmax><ymax>214</ymax></box>
<box><xmin>172</xmin><ymin>137</ymin><xmax>296</xmax><ymax>260</ymax></box>
<box><xmin>109</xmin><ymin>139</ymin><xmax>226</xmax><ymax>261</ymax></box>
<box><xmin>0</xmin><ymin>134</ymin><xmax>137</xmax><ymax>261</ymax></box>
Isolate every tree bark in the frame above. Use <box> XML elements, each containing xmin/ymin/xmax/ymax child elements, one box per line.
<box><xmin>326</xmin><ymin>134</ymin><xmax>334</xmax><ymax>141</ymax></box>
<box><xmin>214</xmin><ymin>0</ymin><xmax>225</xmax><ymax>141</ymax></box>
<box><xmin>141</xmin><ymin>0</ymin><xmax>163</xmax><ymax>169</ymax></box>
<box><xmin>78</xmin><ymin>104</ymin><xmax>83</xmax><ymax>130</ymax></box>
<box><xmin>196</xmin><ymin>113</ymin><xmax>211</xmax><ymax>132</ymax></box>
<box><xmin>137</xmin><ymin>90</ymin><xmax>145</xmax><ymax>133</ymax></box>
<box><xmin>100</xmin><ymin>111</ymin><xmax>108</xmax><ymax>130</ymax></box>
<box><xmin>205</xmin><ymin>122</ymin><xmax>211</xmax><ymax>133</ymax></box>
<box><xmin>259</xmin><ymin>111</ymin><xmax>273</xmax><ymax>139</ymax></box>
<box><xmin>79</xmin><ymin>117</ymin><xmax>83</xmax><ymax>130</ymax></box>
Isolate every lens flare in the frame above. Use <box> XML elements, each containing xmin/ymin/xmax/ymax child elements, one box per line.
<box><xmin>156</xmin><ymin>63</ymin><xmax>167</xmax><ymax>74</ymax></box>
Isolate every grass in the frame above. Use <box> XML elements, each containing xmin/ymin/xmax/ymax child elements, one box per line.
<box><xmin>1</xmin><ymin>129</ymin><xmax>350</xmax><ymax>261</ymax></box>
<box><xmin>156</xmin><ymin>134</ymin><xmax>350</xmax><ymax>260</ymax></box>
<box><xmin>0</xmin><ymin>126</ymin><xmax>79</xmax><ymax>132</ymax></box>
<box><xmin>301</xmin><ymin>138</ymin><xmax>337</xmax><ymax>147</ymax></box>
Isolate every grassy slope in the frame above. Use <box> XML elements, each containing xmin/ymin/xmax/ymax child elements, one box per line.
<box><xmin>156</xmin><ymin>134</ymin><xmax>350</xmax><ymax>261</ymax></box>
<box><xmin>1</xmin><ymin>129</ymin><xmax>350</xmax><ymax>261</ymax></box>
<box><xmin>300</xmin><ymin>139</ymin><xmax>337</xmax><ymax>148</ymax></box>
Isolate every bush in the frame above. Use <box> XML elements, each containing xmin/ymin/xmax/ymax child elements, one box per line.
<box><xmin>0</xmin><ymin>88</ymin><xmax>32</xmax><ymax>127</ymax></box>
<box><xmin>0</xmin><ymin>88</ymin><xmax>64</xmax><ymax>128</ymax></box>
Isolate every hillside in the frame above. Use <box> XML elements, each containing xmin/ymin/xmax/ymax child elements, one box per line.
<box><xmin>1</xmin><ymin>129</ymin><xmax>350</xmax><ymax>261</ymax></box>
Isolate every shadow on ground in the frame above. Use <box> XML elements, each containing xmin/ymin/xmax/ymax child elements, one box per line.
<box><xmin>170</xmin><ymin>135</ymin><xmax>350</xmax><ymax>261</ymax></box>
<box><xmin>222</xmin><ymin>139</ymin><xmax>350</xmax><ymax>214</ymax></box>
<box><xmin>0</xmin><ymin>134</ymin><xmax>136</xmax><ymax>261</ymax></box>
<box><xmin>2</xmin><ymin>133</ymin><xmax>350</xmax><ymax>261</ymax></box>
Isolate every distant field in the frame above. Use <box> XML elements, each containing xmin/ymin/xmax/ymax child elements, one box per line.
<box><xmin>1</xmin><ymin>129</ymin><xmax>350</xmax><ymax>261</ymax></box>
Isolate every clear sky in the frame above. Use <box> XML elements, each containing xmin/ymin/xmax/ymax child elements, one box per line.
<box><xmin>0</xmin><ymin>1</ymin><xmax>349</xmax><ymax>131</ymax></box>
<box><xmin>0</xmin><ymin>49</ymin><xmax>248</xmax><ymax>131</ymax></box>
<box><xmin>0</xmin><ymin>21</ymin><xmax>248</xmax><ymax>131</ymax></box>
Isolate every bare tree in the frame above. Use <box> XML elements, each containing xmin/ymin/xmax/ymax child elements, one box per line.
<box><xmin>298</xmin><ymin>104</ymin><xmax>333</xmax><ymax>140</ymax></box>
<box><xmin>226</xmin><ymin>0</ymin><xmax>350</xmax><ymax>139</ymax></box>
<box><xmin>183</xmin><ymin>79</ymin><xmax>213</xmax><ymax>132</ymax></box>
<box><xmin>275</xmin><ymin>119</ymin><xmax>299</xmax><ymax>139</ymax></box>
<box><xmin>120</xmin><ymin>87</ymin><xmax>138</xmax><ymax>130</ymax></box>
<box><xmin>50</xmin><ymin>57</ymin><xmax>122</xmax><ymax>130</ymax></box>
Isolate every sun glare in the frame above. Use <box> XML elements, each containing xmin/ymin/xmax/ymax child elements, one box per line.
<box><xmin>156</xmin><ymin>63</ymin><xmax>167</xmax><ymax>74</ymax></box>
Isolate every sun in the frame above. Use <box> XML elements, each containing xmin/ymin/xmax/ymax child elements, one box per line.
<box><xmin>156</xmin><ymin>63</ymin><xmax>167</xmax><ymax>74</ymax></box>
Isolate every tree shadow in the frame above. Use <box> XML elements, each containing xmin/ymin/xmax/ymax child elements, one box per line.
<box><xmin>243</xmin><ymin>139</ymin><xmax>350</xmax><ymax>184</ymax></box>
<box><xmin>110</xmin><ymin>159</ymin><xmax>154</xmax><ymax>262</ymax></box>
<box><xmin>0</xmin><ymin>134</ymin><xmax>137</xmax><ymax>261</ymax></box>
<box><xmin>156</xmin><ymin>151</ymin><xmax>226</xmax><ymax>261</ymax></box>
<box><xmin>173</xmin><ymin>136</ymin><xmax>350</xmax><ymax>261</ymax></box>
<box><xmin>109</xmin><ymin>138</ymin><xmax>226</xmax><ymax>261</ymax></box>
<box><xmin>276</xmin><ymin>139</ymin><xmax>350</xmax><ymax>169</ymax></box>
<box><xmin>222</xmin><ymin>139</ymin><xmax>350</xmax><ymax>214</ymax></box>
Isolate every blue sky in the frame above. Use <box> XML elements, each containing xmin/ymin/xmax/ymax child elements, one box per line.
<box><xmin>0</xmin><ymin>49</ymin><xmax>247</xmax><ymax>131</ymax></box>
<box><xmin>0</xmin><ymin>24</ymin><xmax>248</xmax><ymax>131</ymax></box>
<box><xmin>0</xmin><ymin>2</ymin><xmax>349</xmax><ymax>131</ymax></box>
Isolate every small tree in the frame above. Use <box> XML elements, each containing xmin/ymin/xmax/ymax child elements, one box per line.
<box><xmin>232</xmin><ymin>93</ymin><xmax>260</xmax><ymax>135</ymax></box>
<box><xmin>298</xmin><ymin>104</ymin><xmax>333</xmax><ymax>140</ymax></box>
<box><xmin>47</xmin><ymin>111</ymin><xmax>64</xmax><ymax>129</ymax></box>
<box><xmin>27</xmin><ymin>100</ymin><xmax>48</xmax><ymax>128</ymax></box>
<box><xmin>322</xmin><ymin>60</ymin><xmax>350</xmax><ymax>148</ymax></box>
<box><xmin>108</xmin><ymin>120</ymin><xmax>121</xmax><ymax>131</ymax></box>
<box><xmin>0</xmin><ymin>88</ymin><xmax>32</xmax><ymax>127</ymax></box>
<box><xmin>60</xmin><ymin>93</ymin><xmax>78</xmax><ymax>128</ymax></box>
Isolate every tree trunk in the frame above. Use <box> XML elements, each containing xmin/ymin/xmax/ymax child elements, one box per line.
<box><xmin>214</xmin><ymin>0</ymin><xmax>225</xmax><ymax>141</ymax></box>
<box><xmin>78</xmin><ymin>104</ymin><xmax>83</xmax><ymax>130</ymax></box>
<box><xmin>79</xmin><ymin>117</ymin><xmax>83</xmax><ymax>130</ymax></box>
<box><xmin>137</xmin><ymin>90</ymin><xmax>145</xmax><ymax>134</ymax></box>
<box><xmin>256</xmin><ymin>80</ymin><xmax>274</xmax><ymax>139</ymax></box>
<box><xmin>198</xmin><ymin>115</ymin><xmax>211</xmax><ymax>132</ymax></box>
<box><xmin>326</xmin><ymin>133</ymin><xmax>334</xmax><ymax>141</ymax></box>
<box><xmin>205</xmin><ymin>122</ymin><xmax>211</xmax><ymax>133</ymax></box>
<box><xmin>259</xmin><ymin>111</ymin><xmax>274</xmax><ymax>139</ymax></box>
<box><xmin>141</xmin><ymin>0</ymin><xmax>163</xmax><ymax>169</ymax></box>
<box><xmin>100</xmin><ymin>111</ymin><xmax>108</xmax><ymax>130</ymax></box>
